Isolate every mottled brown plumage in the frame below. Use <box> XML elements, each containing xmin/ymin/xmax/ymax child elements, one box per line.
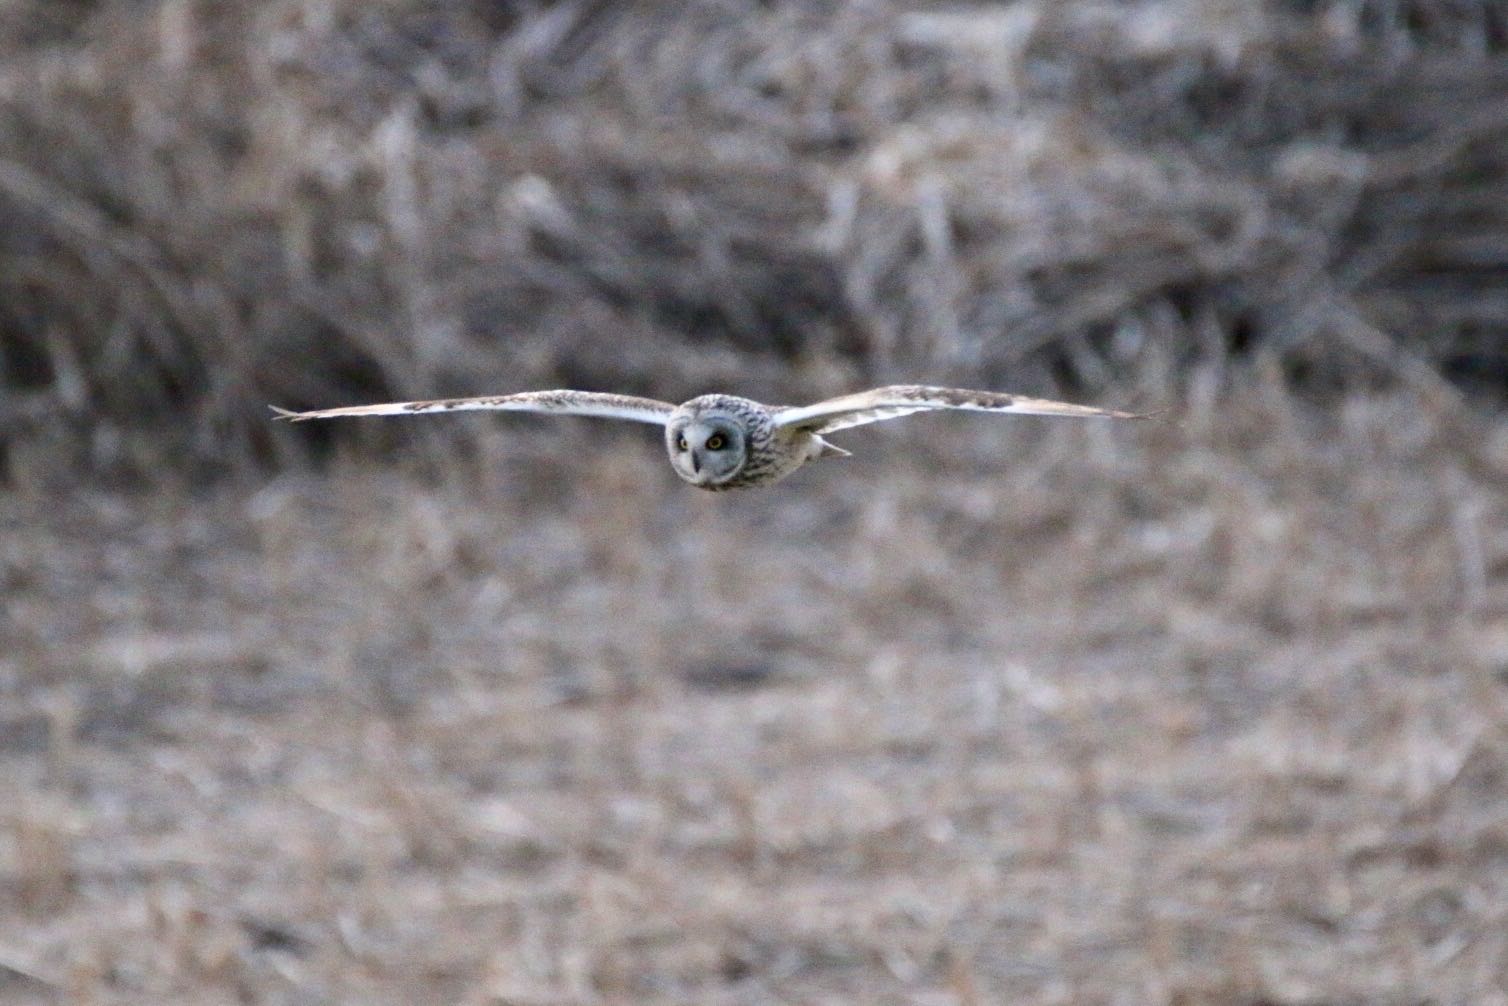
<box><xmin>273</xmin><ymin>386</ymin><xmax>1152</xmax><ymax>490</ymax></box>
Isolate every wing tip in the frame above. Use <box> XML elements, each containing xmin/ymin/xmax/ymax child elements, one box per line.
<box><xmin>1117</xmin><ymin>405</ymin><xmax>1172</xmax><ymax>420</ymax></box>
<box><xmin>269</xmin><ymin>405</ymin><xmax>309</xmax><ymax>422</ymax></box>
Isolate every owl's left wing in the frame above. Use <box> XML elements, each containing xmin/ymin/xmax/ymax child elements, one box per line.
<box><xmin>774</xmin><ymin>385</ymin><xmax>1152</xmax><ymax>435</ymax></box>
<box><xmin>271</xmin><ymin>390</ymin><xmax>675</xmax><ymax>425</ymax></box>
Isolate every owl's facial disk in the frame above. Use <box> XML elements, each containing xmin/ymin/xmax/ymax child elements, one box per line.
<box><xmin>668</xmin><ymin>417</ymin><xmax>746</xmax><ymax>486</ymax></box>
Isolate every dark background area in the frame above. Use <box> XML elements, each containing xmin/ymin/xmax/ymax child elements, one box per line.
<box><xmin>2</xmin><ymin>0</ymin><xmax>1507</xmax><ymax>470</ymax></box>
<box><xmin>1</xmin><ymin>2</ymin><xmax>1507</xmax><ymax>1003</ymax></box>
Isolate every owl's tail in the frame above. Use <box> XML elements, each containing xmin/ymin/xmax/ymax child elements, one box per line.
<box><xmin>814</xmin><ymin>437</ymin><xmax>852</xmax><ymax>460</ymax></box>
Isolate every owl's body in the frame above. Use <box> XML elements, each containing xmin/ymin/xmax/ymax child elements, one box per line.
<box><xmin>273</xmin><ymin>385</ymin><xmax>1152</xmax><ymax>490</ymax></box>
<box><xmin>665</xmin><ymin>394</ymin><xmax>840</xmax><ymax>490</ymax></box>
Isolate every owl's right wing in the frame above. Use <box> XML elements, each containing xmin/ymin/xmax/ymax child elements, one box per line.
<box><xmin>271</xmin><ymin>390</ymin><xmax>675</xmax><ymax>425</ymax></box>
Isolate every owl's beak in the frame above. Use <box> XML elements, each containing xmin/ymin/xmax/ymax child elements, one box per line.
<box><xmin>686</xmin><ymin>450</ymin><xmax>718</xmax><ymax>485</ymax></box>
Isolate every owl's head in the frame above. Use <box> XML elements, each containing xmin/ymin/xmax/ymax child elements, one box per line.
<box><xmin>666</xmin><ymin>405</ymin><xmax>749</xmax><ymax>488</ymax></box>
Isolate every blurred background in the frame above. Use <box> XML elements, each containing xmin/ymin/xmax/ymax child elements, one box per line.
<box><xmin>2</xmin><ymin>1</ymin><xmax>1507</xmax><ymax>1003</ymax></box>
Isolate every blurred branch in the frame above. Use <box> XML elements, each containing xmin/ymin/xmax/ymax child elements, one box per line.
<box><xmin>0</xmin><ymin>157</ymin><xmax>204</xmax><ymax>353</ymax></box>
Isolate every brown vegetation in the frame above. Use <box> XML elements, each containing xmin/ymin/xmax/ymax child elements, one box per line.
<box><xmin>2</xmin><ymin>0</ymin><xmax>1507</xmax><ymax>468</ymax></box>
<box><xmin>2</xmin><ymin>1</ymin><xmax>1508</xmax><ymax>1004</ymax></box>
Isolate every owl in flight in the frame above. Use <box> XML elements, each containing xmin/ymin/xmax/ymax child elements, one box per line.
<box><xmin>273</xmin><ymin>386</ymin><xmax>1149</xmax><ymax>490</ymax></box>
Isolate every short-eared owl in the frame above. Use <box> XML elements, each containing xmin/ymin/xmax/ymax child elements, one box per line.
<box><xmin>273</xmin><ymin>386</ymin><xmax>1150</xmax><ymax>490</ymax></box>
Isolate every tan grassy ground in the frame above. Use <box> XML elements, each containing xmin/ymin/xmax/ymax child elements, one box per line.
<box><xmin>2</xmin><ymin>387</ymin><xmax>1507</xmax><ymax>1005</ymax></box>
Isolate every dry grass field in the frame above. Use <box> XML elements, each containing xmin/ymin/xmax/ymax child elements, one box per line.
<box><xmin>3</xmin><ymin>385</ymin><xmax>1508</xmax><ymax>1004</ymax></box>
<box><xmin>4</xmin><ymin>1</ymin><xmax>1508</xmax><ymax>1004</ymax></box>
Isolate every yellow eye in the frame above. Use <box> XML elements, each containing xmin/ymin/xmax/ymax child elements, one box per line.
<box><xmin>676</xmin><ymin>435</ymin><xmax>688</xmax><ymax>451</ymax></box>
<box><xmin>706</xmin><ymin>434</ymin><xmax>725</xmax><ymax>450</ymax></box>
